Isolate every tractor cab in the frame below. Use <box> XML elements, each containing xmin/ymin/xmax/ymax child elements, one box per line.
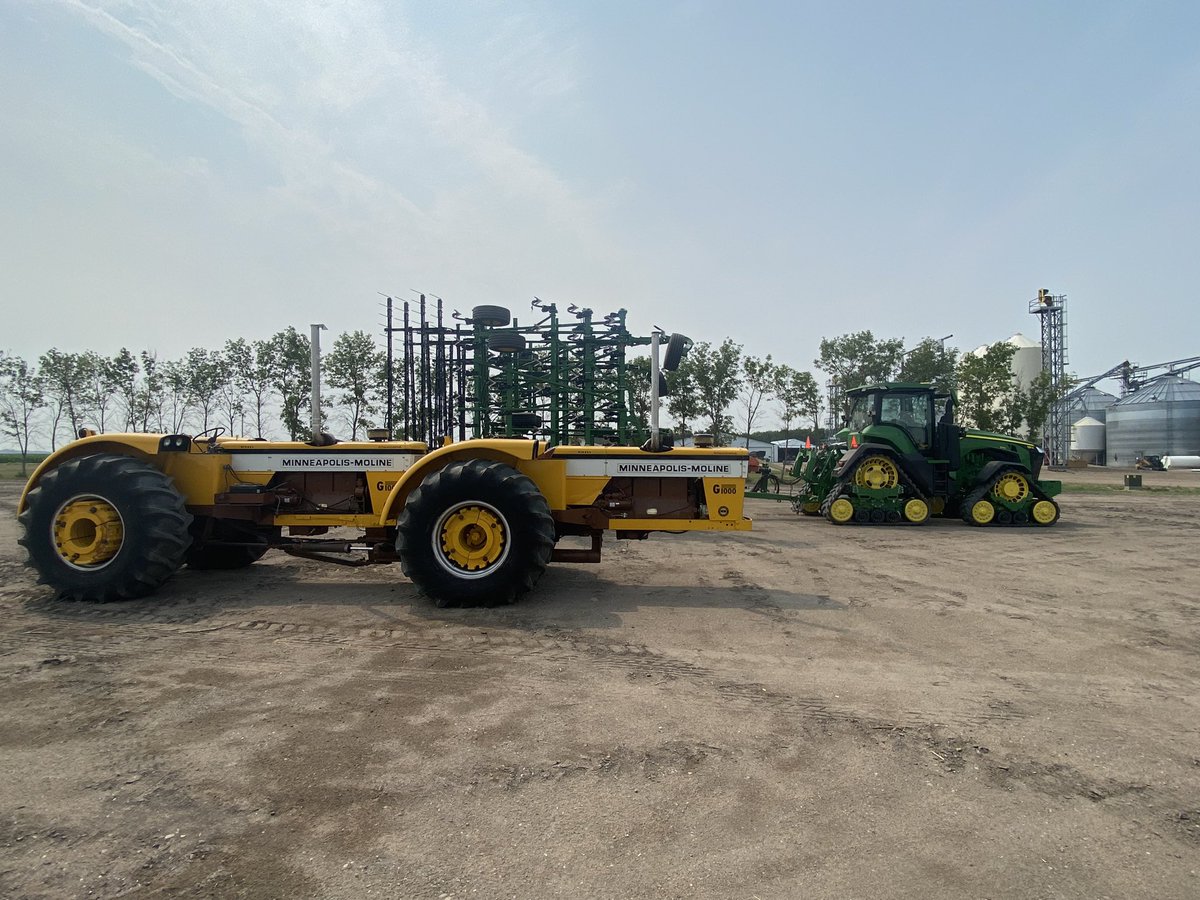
<box><xmin>838</xmin><ymin>382</ymin><xmax>961</xmax><ymax>503</ymax></box>
<box><xmin>844</xmin><ymin>383</ymin><xmax>940</xmax><ymax>455</ymax></box>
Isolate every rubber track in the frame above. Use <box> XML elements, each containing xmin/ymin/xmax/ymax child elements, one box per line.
<box><xmin>962</xmin><ymin>469</ymin><xmax>1059</xmax><ymax>527</ymax></box>
<box><xmin>823</xmin><ymin>455</ymin><xmax>929</xmax><ymax>526</ymax></box>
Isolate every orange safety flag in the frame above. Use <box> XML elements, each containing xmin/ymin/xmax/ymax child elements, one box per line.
<box><xmin>804</xmin><ymin>435</ymin><xmax>812</xmax><ymax>448</ymax></box>
<box><xmin>850</xmin><ymin>434</ymin><xmax>858</xmax><ymax>448</ymax></box>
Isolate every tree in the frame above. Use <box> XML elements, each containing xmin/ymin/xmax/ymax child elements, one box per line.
<box><xmin>137</xmin><ymin>351</ymin><xmax>167</xmax><ymax>432</ymax></box>
<box><xmin>664</xmin><ymin>361</ymin><xmax>701</xmax><ymax>438</ymax></box>
<box><xmin>739</xmin><ymin>355</ymin><xmax>777</xmax><ymax>449</ymax></box>
<box><xmin>37</xmin><ymin>349</ymin><xmax>89</xmax><ymax>448</ymax></box>
<box><xmin>955</xmin><ymin>342</ymin><xmax>1019</xmax><ymax>432</ymax></box>
<box><xmin>1021</xmin><ymin>370</ymin><xmax>1063</xmax><ymax>445</ymax></box>
<box><xmin>773</xmin><ymin>365</ymin><xmax>821</xmax><ymax>448</ymax></box>
<box><xmin>161</xmin><ymin>357</ymin><xmax>194</xmax><ymax>433</ymax></box>
<box><xmin>0</xmin><ymin>355</ymin><xmax>47</xmax><ymax>475</ymax></box>
<box><xmin>624</xmin><ymin>355</ymin><xmax>652</xmax><ymax>442</ymax></box>
<box><xmin>682</xmin><ymin>339</ymin><xmax>743</xmax><ymax>444</ymax></box>
<box><xmin>264</xmin><ymin>327</ymin><xmax>312</xmax><ymax>440</ymax></box>
<box><xmin>215</xmin><ymin>361</ymin><xmax>247</xmax><ymax>436</ymax></box>
<box><xmin>182</xmin><ymin>348</ymin><xmax>232</xmax><ymax>433</ymax></box>
<box><xmin>325</xmin><ymin>330</ymin><xmax>385</xmax><ymax>439</ymax></box>
<box><xmin>897</xmin><ymin>338</ymin><xmax>958</xmax><ymax>390</ymax></box>
<box><xmin>815</xmin><ymin>331</ymin><xmax>906</xmax><ymax>422</ymax></box>
<box><xmin>78</xmin><ymin>350</ymin><xmax>121</xmax><ymax>433</ymax></box>
<box><xmin>815</xmin><ymin>331</ymin><xmax>907</xmax><ymax>392</ymax></box>
<box><xmin>108</xmin><ymin>349</ymin><xmax>141</xmax><ymax>431</ymax></box>
<box><xmin>225</xmin><ymin>338</ymin><xmax>275</xmax><ymax>439</ymax></box>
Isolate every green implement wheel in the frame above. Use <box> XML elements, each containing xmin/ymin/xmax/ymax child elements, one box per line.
<box><xmin>18</xmin><ymin>454</ymin><xmax>192</xmax><ymax>601</ymax></box>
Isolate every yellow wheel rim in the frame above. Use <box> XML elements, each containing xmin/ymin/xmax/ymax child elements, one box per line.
<box><xmin>437</xmin><ymin>503</ymin><xmax>508</xmax><ymax>574</ymax></box>
<box><xmin>970</xmin><ymin>499</ymin><xmax>995</xmax><ymax>525</ymax></box>
<box><xmin>53</xmin><ymin>496</ymin><xmax>124</xmax><ymax>569</ymax></box>
<box><xmin>903</xmin><ymin>498</ymin><xmax>929</xmax><ymax>523</ymax></box>
<box><xmin>1032</xmin><ymin>500</ymin><xmax>1058</xmax><ymax>525</ymax></box>
<box><xmin>801</xmin><ymin>501</ymin><xmax>820</xmax><ymax>515</ymax></box>
<box><xmin>854</xmin><ymin>455</ymin><xmax>899</xmax><ymax>490</ymax></box>
<box><xmin>829</xmin><ymin>497</ymin><xmax>855</xmax><ymax>523</ymax></box>
<box><xmin>992</xmin><ymin>472</ymin><xmax>1030</xmax><ymax>504</ymax></box>
<box><xmin>931</xmin><ymin>497</ymin><xmax>945</xmax><ymax>515</ymax></box>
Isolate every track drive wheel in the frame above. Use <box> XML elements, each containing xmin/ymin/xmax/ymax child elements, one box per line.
<box><xmin>991</xmin><ymin>471</ymin><xmax>1031</xmax><ymax>506</ymax></box>
<box><xmin>396</xmin><ymin>459</ymin><xmax>555</xmax><ymax>606</ymax></box>
<box><xmin>799</xmin><ymin>500</ymin><xmax>821</xmax><ymax>517</ymax></box>
<box><xmin>18</xmin><ymin>454</ymin><xmax>192</xmax><ymax>601</ymax></box>
<box><xmin>853</xmin><ymin>455</ymin><xmax>900</xmax><ymax>490</ymax></box>
<box><xmin>1031</xmin><ymin>499</ymin><xmax>1060</xmax><ymax>526</ymax></box>
<box><xmin>902</xmin><ymin>498</ymin><xmax>930</xmax><ymax>524</ymax></box>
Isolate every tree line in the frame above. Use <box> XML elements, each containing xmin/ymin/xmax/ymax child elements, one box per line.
<box><xmin>1</xmin><ymin>327</ymin><xmax>1060</xmax><ymax>475</ymax></box>
<box><xmin>0</xmin><ymin>328</ymin><xmax>384</xmax><ymax>474</ymax></box>
<box><xmin>661</xmin><ymin>331</ymin><xmax>1059</xmax><ymax>447</ymax></box>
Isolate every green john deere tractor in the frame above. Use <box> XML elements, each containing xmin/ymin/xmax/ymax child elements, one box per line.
<box><xmin>811</xmin><ymin>382</ymin><xmax>1061</xmax><ymax>527</ymax></box>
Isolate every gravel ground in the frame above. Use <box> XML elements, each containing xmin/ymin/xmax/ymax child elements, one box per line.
<box><xmin>1</xmin><ymin>469</ymin><xmax>1198</xmax><ymax>898</ymax></box>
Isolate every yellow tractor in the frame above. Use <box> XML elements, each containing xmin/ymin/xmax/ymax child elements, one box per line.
<box><xmin>17</xmin><ymin>332</ymin><xmax>749</xmax><ymax>606</ymax></box>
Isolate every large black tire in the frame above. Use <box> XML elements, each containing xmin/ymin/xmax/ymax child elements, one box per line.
<box><xmin>396</xmin><ymin>459</ymin><xmax>555</xmax><ymax>607</ymax></box>
<box><xmin>18</xmin><ymin>454</ymin><xmax>192</xmax><ymax>601</ymax></box>
<box><xmin>472</xmin><ymin>305</ymin><xmax>511</xmax><ymax>327</ymax></box>
<box><xmin>662</xmin><ymin>333</ymin><xmax>689</xmax><ymax>372</ymax></box>
<box><xmin>657</xmin><ymin>371</ymin><xmax>671</xmax><ymax>398</ymax></box>
<box><xmin>508</xmin><ymin>412</ymin><xmax>543</xmax><ymax>430</ymax></box>
<box><xmin>187</xmin><ymin>517</ymin><xmax>273</xmax><ymax>570</ymax></box>
<box><xmin>488</xmin><ymin>331</ymin><xmax>527</xmax><ymax>353</ymax></box>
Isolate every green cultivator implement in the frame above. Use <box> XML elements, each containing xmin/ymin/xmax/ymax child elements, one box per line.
<box><xmin>816</xmin><ymin>382</ymin><xmax>1061</xmax><ymax>527</ymax></box>
<box><xmin>383</xmin><ymin>296</ymin><xmax>686</xmax><ymax>447</ymax></box>
<box><xmin>789</xmin><ymin>442</ymin><xmax>843</xmax><ymax>516</ymax></box>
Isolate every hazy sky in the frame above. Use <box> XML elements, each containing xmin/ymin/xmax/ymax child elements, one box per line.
<box><xmin>3</xmin><ymin>0</ymin><xmax>1198</xmax><ymax>387</ymax></box>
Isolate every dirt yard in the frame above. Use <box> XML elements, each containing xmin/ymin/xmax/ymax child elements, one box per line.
<box><xmin>1</xmin><ymin>470</ymin><xmax>1198</xmax><ymax>899</ymax></box>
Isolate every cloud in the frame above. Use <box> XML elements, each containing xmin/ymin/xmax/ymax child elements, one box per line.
<box><xmin>49</xmin><ymin>0</ymin><xmax>612</xmax><ymax>256</ymax></box>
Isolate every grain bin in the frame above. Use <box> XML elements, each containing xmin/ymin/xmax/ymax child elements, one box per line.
<box><xmin>1070</xmin><ymin>416</ymin><xmax>1105</xmax><ymax>452</ymax></box>
<box><xmin>1105</xmin><ymin>376</ymin><xmax>1200</xmax><ymax>465</ymax></box>
<box><xmin>1007</xmin><ymin>333</ymin><xmax>1043</xmax><ymax>390</ymax></box>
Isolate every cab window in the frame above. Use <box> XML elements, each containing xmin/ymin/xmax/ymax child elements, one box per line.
<box><xmin>846</xmin><ymin>394</ymin><xmax>875</xmax><ymax>432</ymax></box>
<box><xmin>880</xmin><ymin>392</ymin><xmax>932</xmax><ymax>447</ymax></box>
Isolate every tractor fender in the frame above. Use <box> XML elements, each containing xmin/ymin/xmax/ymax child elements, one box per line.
<box><xmin>833</xmin><ymin>443</ymin><xmax>934</xmax><ymax>495</ymax></box>
<box><xmin>378</xmin><ymin>438</ymin><xmax>543</xmax><ymax>525</ymax></box>
<box><xmin>18</xmin><ymin>434</ymin><xmax>164</xmax><ymax>514</ymax></box>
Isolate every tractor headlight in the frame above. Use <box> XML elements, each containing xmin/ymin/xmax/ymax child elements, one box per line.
<box><xmin>159</xmin><ymin>435</ymin><xmax>193</xmax><ymax>452</ymax></box>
